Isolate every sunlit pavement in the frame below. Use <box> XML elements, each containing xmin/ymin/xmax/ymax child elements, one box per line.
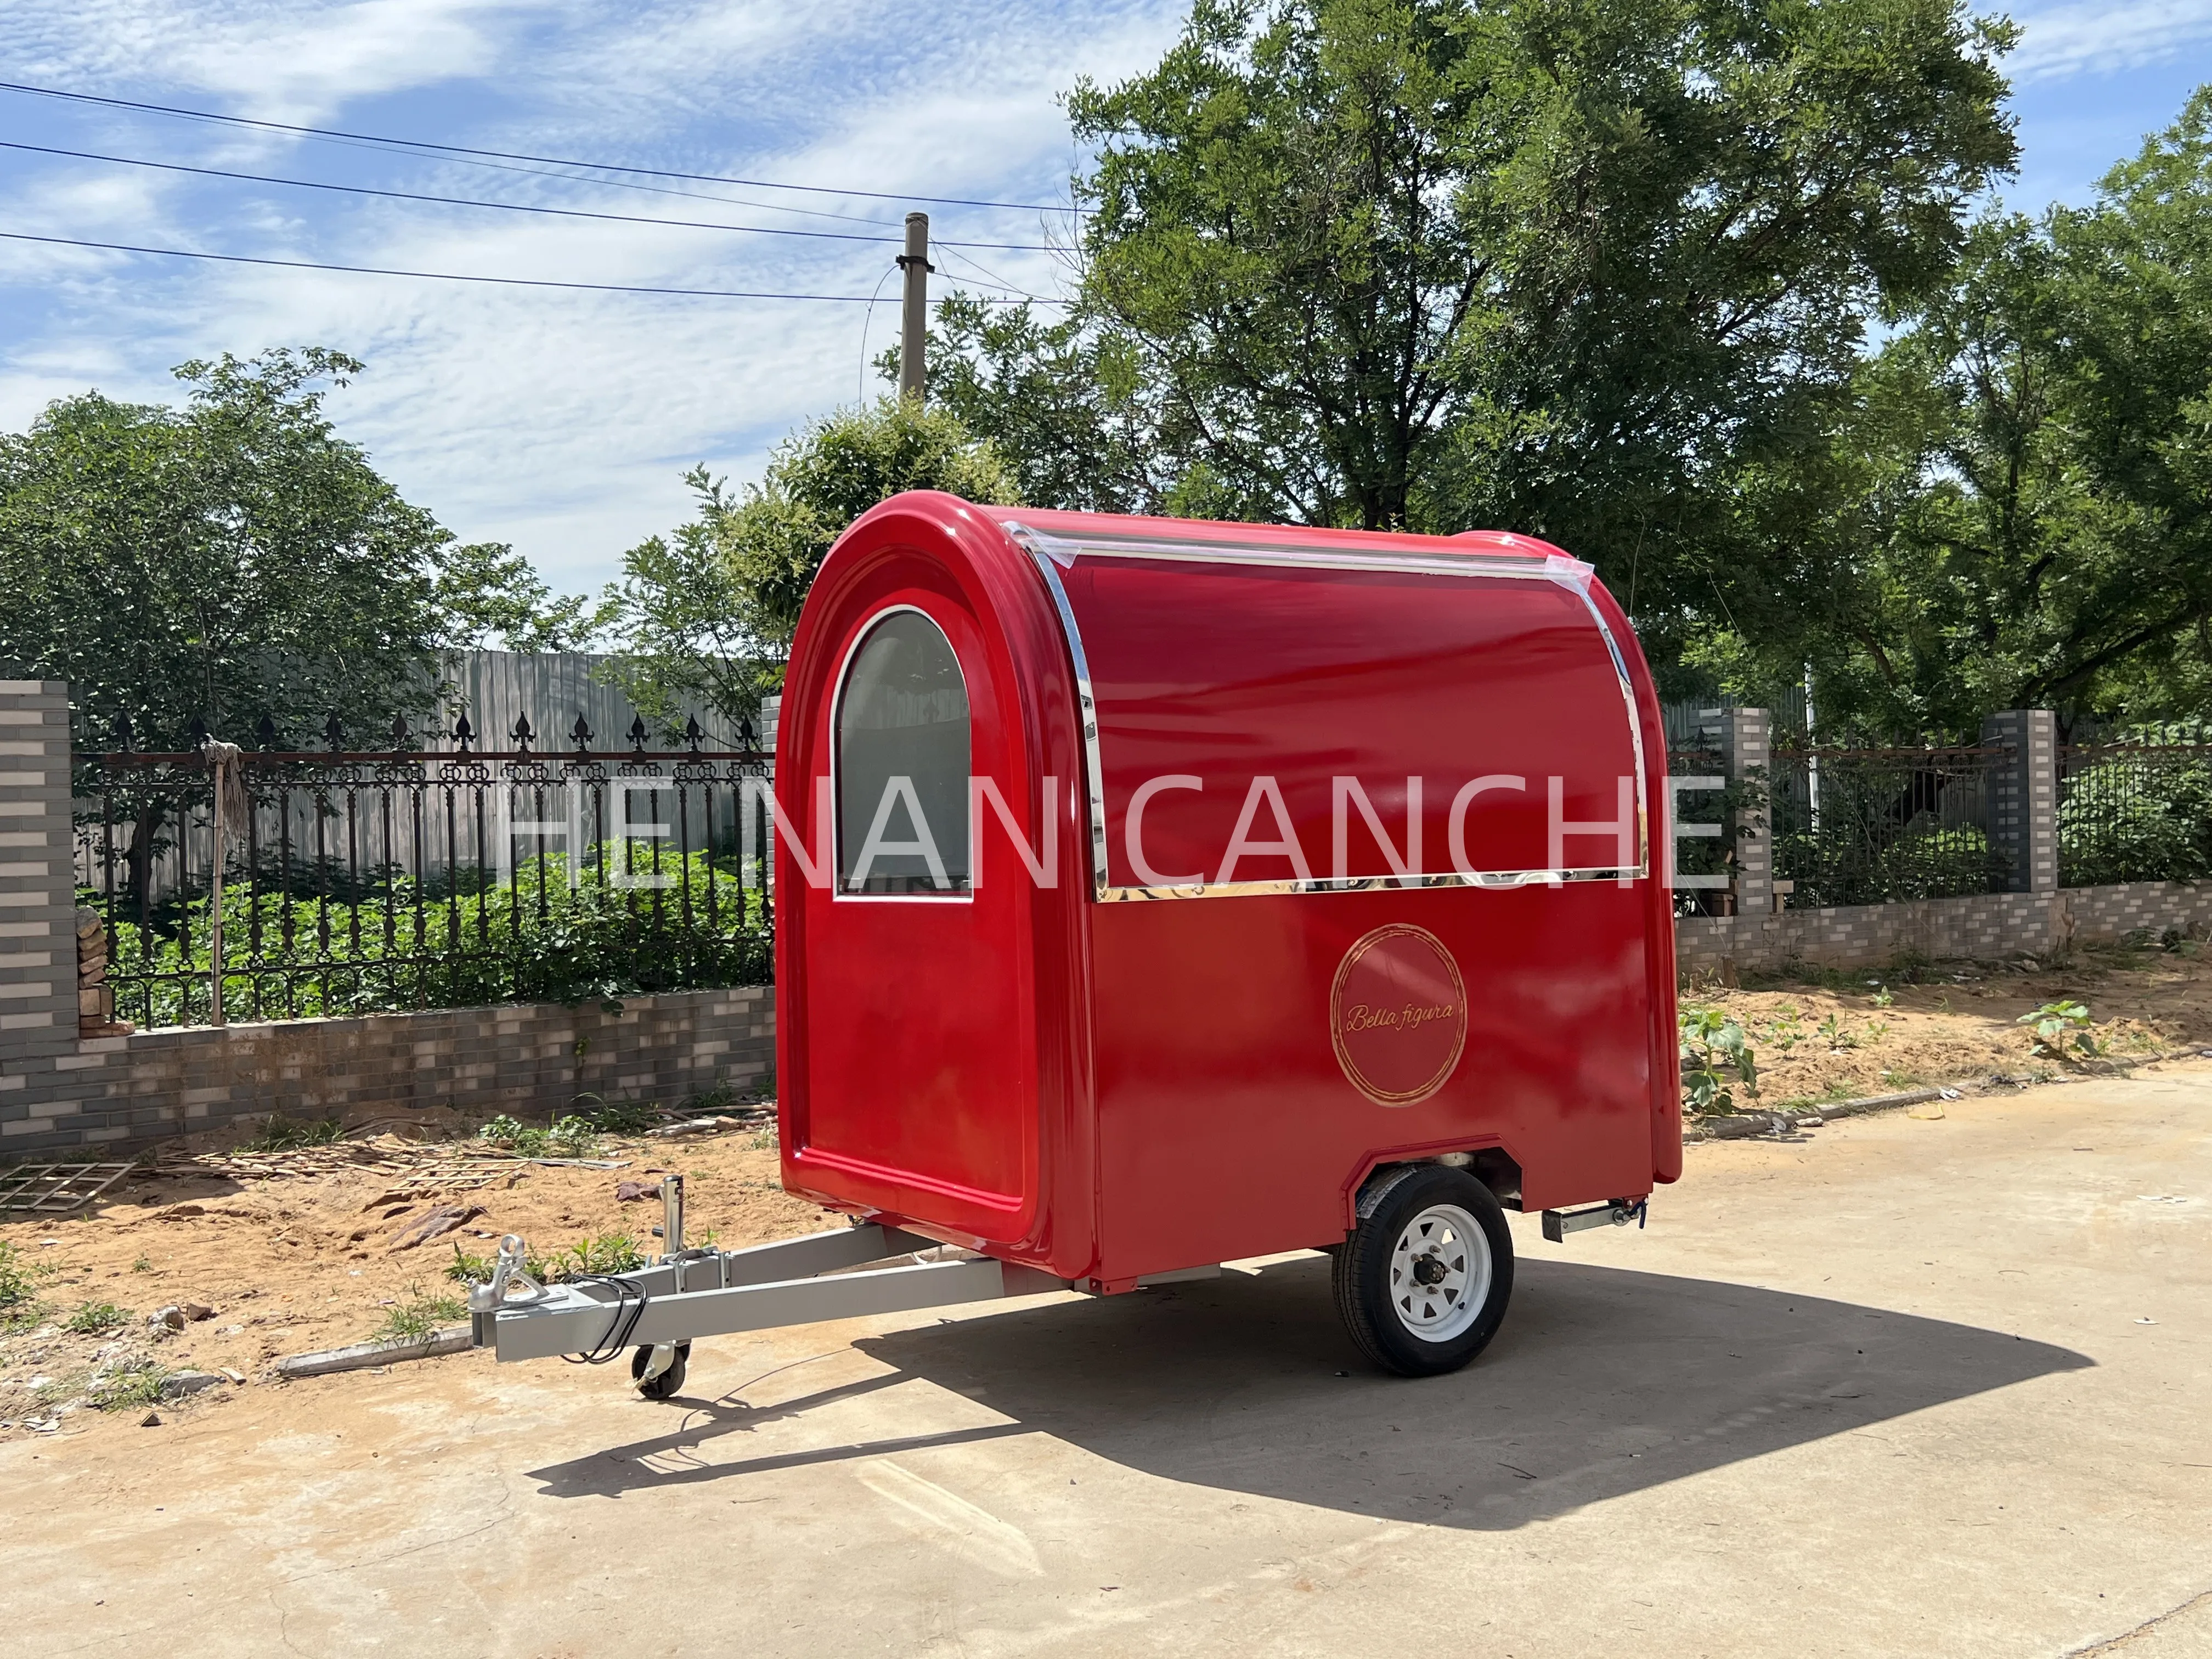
<box><xmin>5</xmin><ymin>1069</ymin><xmax>2209</xmax><ymax>1658</ymax></box>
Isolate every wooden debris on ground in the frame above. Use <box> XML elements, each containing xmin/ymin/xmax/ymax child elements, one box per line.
<box><xmin>150</xmin><ymin>1133</ymin><xmax>527</xmax><ymax>1195</ymax></box>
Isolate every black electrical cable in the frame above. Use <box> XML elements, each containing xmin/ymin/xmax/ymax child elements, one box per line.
<box><xmin>0</xmin><ymin>139</ymin><xmax>1059</xmax><ymax>251</ymax></box>
<box><xmin>561</xmin><ymin>1274</ymin><xmax>650</xmax><ymax>1364</ymax></box>
<box><xmin>0</xmin><ymin>80</ymin><xmax>1082</xmax><ymax>213</ymax></box>
<box><xmin>0</xmin><ymin>229</ymin><xmax>1070</xmax><ymax>302</ymax></box>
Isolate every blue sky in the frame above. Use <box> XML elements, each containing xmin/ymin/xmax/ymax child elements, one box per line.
<box><xmin>1</xmin><ymin>1</ymin><xmax>2208</xmax><ymax>601</ymax></box>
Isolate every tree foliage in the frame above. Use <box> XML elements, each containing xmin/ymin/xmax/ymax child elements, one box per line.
<box><xmin>0</xmin><ymin>348</ymin><xmax>585</xmax><ymax>749</ymax></box>
<box><xmin>1692</xmin><ymin>86</ymin><xmax>2212</xmax><ymax>736</ymax></box>
<box><xmin>599</xmin><ymin>398</ymin><xmax>1018</xmax><ymax>739</ymax></box>
<box><xmin>933</xmin><ymin>0</ymin><xmax>2016</xmax><ymax>595</ymax></box>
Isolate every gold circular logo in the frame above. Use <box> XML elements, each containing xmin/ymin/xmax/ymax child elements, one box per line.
<box><xmin>1329</xmin><ymin>924</ymin><xmax>1468</xmax><ymax>1107</ymax></box>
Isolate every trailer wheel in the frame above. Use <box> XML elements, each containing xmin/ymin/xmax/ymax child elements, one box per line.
<box><xmin>631</xmin><ymin>1341</ymin><xmax>690</xmax><ymax>1400</ymax></box>
<box><xmin>1333</xmin><ymin>1166</ymin><xmax>1513</xmax><ymax>1377</ymax></box>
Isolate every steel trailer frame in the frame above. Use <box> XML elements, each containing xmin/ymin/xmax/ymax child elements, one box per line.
<box><xmin>466</xmin><ymin>1179</ymin><xmax>1073</xmax><ymax>1370</ymax></box>
<box><xmin>467</xmin><ymin>1176</ymin><xmax>1638</xmax><ymax>1386</ymax></box>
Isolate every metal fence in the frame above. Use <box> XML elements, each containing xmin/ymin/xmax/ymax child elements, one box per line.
<box><xmin>76</xmin><ymin>717</ymin><xmax>775</xmax><ymax>1030</ymax></box>
<box><xmin>1666</xmin><ymin>743</ymin><xmax>1733</xmax><ymax>916</ymax></box>
<box><xmin>1767</xmin><ymin>745</ymin><xmax>2009</xmax><ymax>908</ymax></box>
<box><xmin>2058</xmin><ymin>743</ymin><xmax>2212</xmax><ymax>887</ymax></box>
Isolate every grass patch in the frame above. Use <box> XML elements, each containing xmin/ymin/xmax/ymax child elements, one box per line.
<box><xmin>246</xmin><ymin>1115</ymin><xmax>345</xmax><ymax>1152</ymax></box>
<box><xmin>65</xmin><ymin>1300</ymin><xmax>131</xmax><ymax>1334</ymax></box>
<box><xmin>375</xmin><ymin>1285</ymin><xmax>467</xmax><ymax>1345</ymax></box>
<box><xmin>89</xmin><ymin>1361</ymin><xmax>169</xmax><ymax>1412</ymax></box>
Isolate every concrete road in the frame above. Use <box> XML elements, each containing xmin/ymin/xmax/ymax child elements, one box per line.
<box><xmin>5</xmin><ymin>1070</ymin><xmax>2209</xmax><ymax>1658</ymax></box>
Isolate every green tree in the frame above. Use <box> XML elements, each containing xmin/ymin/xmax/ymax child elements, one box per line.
<box><xmin>1690</xmin><ymin>86</ymin><xmax>2212</xmax><ymax>738</ymax></box>
<box><xmin>600</xmin><ymin>398</ymin><xmax>1019</xmax><ymax>738</ymax></box>
<box><xmin>0</xmin><ymin>347</ymin><xmax>579</xmax><ymax>750</ymax></box>
<box><xmin>930</xmin><ymin>0</ymin><xmax>2015</xmax><ymax>610</ymax></box>
<box><xmin>435</xmin><ymin>540</ymin><xmax>610</xmax><ymax>655</ymax></box>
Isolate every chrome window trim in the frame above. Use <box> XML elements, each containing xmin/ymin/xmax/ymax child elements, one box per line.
<box><xmin>827</xmin><ymin>602</ymin><xmax>974</xmax><ymax>901</ymax></box>
<box><xmin>1099</xmin><ymin>867</ymin><xmax>1638</xmax><ymax>902</ymax></box>
<box><xmin>1005</xmin><ymin>522</ymin><xmax>1650</xmax><ymax>902</ymax></box>
<box><xmin>1006</xmin><ymin>524</ymin><xmax>1113</xmax><ymax>902</ymax></box>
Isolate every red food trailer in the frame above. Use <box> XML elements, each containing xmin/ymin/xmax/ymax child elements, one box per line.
<box><xmin>469</xmin><ymin>494</ymin><xmax>1681</xmax><ymax>1387</ymax></box>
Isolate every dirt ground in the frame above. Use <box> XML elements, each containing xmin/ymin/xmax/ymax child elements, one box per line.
<box><xmin>7</xmin><ymin>939</ymin><xmax>2212</xmax><ymax>1446</ymax></box>
<box><xmin>0</xmin><ymin>1125</ymin><xmax>831</xmax><ymax>1438</ymax></box>
<box><xmin>1688</xmin><ymin>940</ymin><xmax>2212</xmax><ymax>1105</ymax></box>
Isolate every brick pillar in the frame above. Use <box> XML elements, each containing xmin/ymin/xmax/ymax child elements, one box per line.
<box><xmin>1982</xmin><ymin>709</ymin><xmax>2058</xmax><ymax>896</ymax></box>
<box><xmin>0</xmin><ymin>681</ymin><xmax>85</xmax><ymax>1144</ymax></box>
<box><xmin>1726</xmin><ymin>707</ymin><xmax>1773</xmax><ymax>918</ymax></box>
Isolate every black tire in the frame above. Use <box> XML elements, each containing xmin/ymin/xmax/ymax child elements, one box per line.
<box><xmin>1332</xmin><ymin>1164</ymin><xmax>1514</xmax><ymax>1377</ymax></box>
<box><xmin>631</xmin><ymin>1341</ymin><xmax>690</xmax><ymax>1399</ymax></box>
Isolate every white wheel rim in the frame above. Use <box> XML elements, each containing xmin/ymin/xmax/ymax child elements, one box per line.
<box><xmin>1389</xmin><ymin>1203</ymin><xmax>1492</xmax><ymax>1343</ymax></box>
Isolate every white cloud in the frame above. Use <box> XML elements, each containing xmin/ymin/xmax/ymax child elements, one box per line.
<box><xmin>2010</xmin><ymin>0</ymin><xmax>2212</xmax><ymax>82</ymax></box>
<box><xmin>0</xmin><ymin>0</ymin><xmax>1187</xmax><ymax>592</ymax></box>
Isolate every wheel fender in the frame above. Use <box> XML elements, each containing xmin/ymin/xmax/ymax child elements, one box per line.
<box><xmin>1355</xmin><ymin>1163</ymin><xmax>1424</xmax><ymax>1222</ymax></box>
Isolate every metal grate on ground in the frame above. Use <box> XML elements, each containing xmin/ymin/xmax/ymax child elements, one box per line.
<box><xmin>0</xmin><ymin>1160</ymin><xmax>142</xmax><ymax>1215</ymax></box>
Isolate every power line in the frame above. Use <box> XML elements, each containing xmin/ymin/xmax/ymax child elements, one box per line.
<box><xmin>0</xmin><ymin>139</ymin><xmax>1059</xmax><ymax>252</ymax></box>
<box><xmin>0</xmin><ymin>80</ymin><xmax>1082</xmax><ymax>214</ymax></box>
<box><xmin>0</xmin><ymin>228</ymin><xmax>1070</xmax><ymax>302</ymax></box>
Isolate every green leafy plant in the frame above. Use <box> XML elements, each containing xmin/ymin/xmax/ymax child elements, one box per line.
<box><xmin>375</xmin><ymin>1285</ymin><xmax>467</xmax><ymax>1345</ymax></box>
<box><xmin>99</xmin><ymin>846</ymin><xmax>771</xmax><ymax>1029</ymax></box>
<box><xmin>444</xmin><ymin>1244</ymin><xmax>494</xmax><ymax>1285</ymax></box>
<box><xmin>1679</xmin><ymin>1006</ymin><xmax>1758</xmax><ymax>1114</ymax></box>
<box><xmin>475</xmin><ymin>1113</ymin><xmax>599</xmax><ymax>1158</ymax></box>
<box><xmin>65</xmin><ymin>1300</ymin><xmax>131</xmax><ymax>1334</ymax></box>
<box><xmin>1817</xmin><ymin>1013</ymin><xmax>1859</xmax><ymax>1051</ymax></box>
<box><xmin>555</xmin><ymin>1232</ymin><xmax>647</xmax><ymax>1278</ymax></box>
<box><xmin>2019</xmin><ymin>1000</ymin><xmax>2100</xmax><ymax>1060</ymax></box>
<box><xmin>0</xmin><ymin>1239</ymin><xmax>53</xmax><ymax>1323</ymax></box>
<box><xmin>131</xmin><ymin>1255</ymin><xmax>153</xmax><ymax>1273</ymax></box>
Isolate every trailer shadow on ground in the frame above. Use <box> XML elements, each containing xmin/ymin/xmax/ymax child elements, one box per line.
<box><xmin>526</xmin><ymin>1255</ymin><xmax>2089</xmax><ymax>1529</ymax></box>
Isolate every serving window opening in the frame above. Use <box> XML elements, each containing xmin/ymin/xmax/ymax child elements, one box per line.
<box><xmin>834</xmin><ymin>607</ymin><xmax>972</xmax><ymax>895</ymax></box>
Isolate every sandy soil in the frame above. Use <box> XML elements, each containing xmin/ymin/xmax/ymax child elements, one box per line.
<box><xmin>0</xmin><ymin>1125</ymin><xmax>831</xmax><ymax>1441</ymax></box>
<box><xmin>8</xmin><ymin>940</ymin><xmax>2212</xmax><ymax>1449</ymax></box>
<box><xmin>1689</xmin><ymin>942</ymin><xmax>2212</xmax><ymax>1107</ymax></box>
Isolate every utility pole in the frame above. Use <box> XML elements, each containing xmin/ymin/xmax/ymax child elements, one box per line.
<box><xmin>898</xmin><ymin>212</ymin><xmax>932</xmax><ymax>403</ymax></box>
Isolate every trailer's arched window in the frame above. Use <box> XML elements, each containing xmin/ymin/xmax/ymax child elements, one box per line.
<box><xmin>836</xmin><ymin>608</ymin><xmax>971</xmax><ymax>895</ymax></box>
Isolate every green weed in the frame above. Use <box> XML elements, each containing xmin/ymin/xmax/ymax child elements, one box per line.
<box><xmin>65</xmin><ymin>1300</ymin><xmax>131</xmax><ymax>1334</ymax></box>
<box><xmin>556</xmin><ymin>1232</ymin><xmax>646</xmax><ymax>1278</ymax></box>
<box><xmin>89</xmin><ymin>1361</ymin><xmax>170</xmax><ymax>1412</ymax></box>
<box><xmin>375</xmin><ymin>1285</ymin><xmax>467</xmax><ymax>1345</ymax></box>
<box><xmin>476</xmin><ymin>1113</ymin><xmax>599</xmax><ymax>1158</ymax></box>
<box><xmin>0</xmin><ymin>1239</ymin><xmax>52</xmax><ymax>1319</ymax></box>
<box><xmin>246</xmin><ymin>1115</ymin><xmax>345</xmax><ymax>1152</ymax></box>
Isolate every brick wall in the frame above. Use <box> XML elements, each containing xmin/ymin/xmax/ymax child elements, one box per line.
<box><xmin>3</xmin><ymin>985</ymin><xmax>774</xmax><ymax>1155</ymax></box>
<box><xmin>1678</xmin><ymin>881</ymin><xmax>2212</xmax><ymax>977</ymax></box>
<box><xmin>0</xmin><ymin>681</ymin><xmax>83</xmax><ymax>1138</ymax></box>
